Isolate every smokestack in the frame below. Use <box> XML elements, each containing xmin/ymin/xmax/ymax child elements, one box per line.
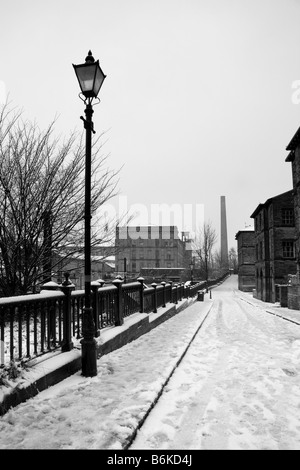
<box><xmin>220</xmin><ymin>196</ymin><xmax>229</xmax><ymax>268</ymax></box>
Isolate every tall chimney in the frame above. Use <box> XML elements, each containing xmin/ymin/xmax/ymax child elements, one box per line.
<box><xmin>220</xmin><ymin>196</ymin><xmax>229</xmax><ymax>268</ymax></box>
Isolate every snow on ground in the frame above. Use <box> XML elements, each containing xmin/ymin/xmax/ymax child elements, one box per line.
<box><xmin>1</xmin><ymin>275</ymin><xmax>300</xmax><ymax>450</ymax></box>
<box><xmin>131</xmin><ymin>278</ymin><xmax>300</xmax><ymax>450</ymax></box>
<box><xmin>0</xmin><ymin>293</ymin><xmax>212</xmax><ymax>449</ymax></box>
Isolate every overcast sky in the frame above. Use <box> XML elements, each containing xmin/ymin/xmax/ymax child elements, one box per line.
<box><xmin>2</xmin><ymin>0</ymin><xmax>300</xmax><ymax>250</ymax></box>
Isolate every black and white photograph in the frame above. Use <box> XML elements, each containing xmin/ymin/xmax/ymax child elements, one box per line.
<box><xmin>1</xmin><ymin>0</ymin><xmax>300</xmax><ymax>455</ymax></box>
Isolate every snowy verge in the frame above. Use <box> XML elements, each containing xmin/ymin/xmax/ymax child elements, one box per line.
<box><xmin>0</xmin><ymin>296</ymin><xmax>214</xmax><ymax>449</ymax></box>
<box><xmin>236</xmin><ymin>290</ymin><xmax>300</xmax><ymax>324</ymax></box>
<box><xmin>0</xmin><ymin>296</ymin><xmax>196</xmax><ymax>416</ymax></box>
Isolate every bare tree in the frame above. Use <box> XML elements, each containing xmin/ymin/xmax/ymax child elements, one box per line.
<box><xmin>228</xmin><ymin>247</ymin><xmax>238</xmax><ymax>272</ymax></box>
<box><xmin>193</xmin><ymin>221</ymin><xmax>217</xmax><ymax>283</ymax></box>
<box><xmin>0</xmin><ymin>103</ymin><xmax>120</xmax><ymax>296</ymax></box>
<box><xmin>211</xmin><ymin>249</ymin><xmax>222</xmax><ymax>278</ymax></box>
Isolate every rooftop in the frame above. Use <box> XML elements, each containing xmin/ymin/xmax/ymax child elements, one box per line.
<box><xmin>250</xmin><ymin>190</ymin><xmax>293</xmax><ymax>218</ymax></box>
<box><xmin>286</xmin><ymin>126</ymin><xmax>300</xmax><ymax>151</ymax></box>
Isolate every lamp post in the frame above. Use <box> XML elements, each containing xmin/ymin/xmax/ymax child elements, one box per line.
<box><xmin>73</xmin><ymin>50</ymin><xmax>106</xmax><ymax>377</ymax></box>
<box><xmin>190</xmin><ymin>260</ymin><xmax>194</xmax><ymax>283</ymax></box>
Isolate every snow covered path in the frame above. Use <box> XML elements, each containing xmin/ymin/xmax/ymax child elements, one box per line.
<box><xmin>131</xmin><ymin>277</ymin><xmax>300</xmax><ymax>450</ymax></box>
<box><xmin>1</xmin><ymin>275</ymin><xmax>300</xmax><ymax>450</ymax></box>
<box><xmin>0</xmin><ymin>291</ymin><xmax>213</xmax><ymax>449</ymax></box>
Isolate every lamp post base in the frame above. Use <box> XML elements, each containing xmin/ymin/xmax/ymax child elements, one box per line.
<box><xmin>81</xmin><ymin>337</ymin><xmax>98</xmax><ymax>377</ymax></box>
<box><xmin>81</xmin><ymin>305</ymin><xmax>97</xmax><ymax>377</ymax></box>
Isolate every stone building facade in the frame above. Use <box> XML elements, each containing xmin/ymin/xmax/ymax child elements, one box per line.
<box><xmin>52</xmin><ymin>246</ymin><xmax>115</xmax><ymax>288</ymax></box>
<box><xmin>286</xmin><ymin>127</ymin><xmax>300</xmax><ymax>269</ymax></box>
<box><xmin>250</xmin><ymin>190</ymin><xmax>297</xmax><ymax>303</ymax></box>
<box><xmin>285</xmin><ymin>126</ymin><xmax>300</xmax><ymax>308</ymax></box>
<box><xmin>235</xmin><ymin>230</ymin><xmax>255</xmax><ymax>292</ymax></box>
<box><xmin>115</xmin><ymin>225</ymin><xmax>192</xmax><ymax>281</ymax></box>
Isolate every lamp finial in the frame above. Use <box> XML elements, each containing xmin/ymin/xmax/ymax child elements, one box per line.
<box><xmin>85</xmin><ymin>50</ymin><xmax>95</xmax><ymax>63</ymax></box>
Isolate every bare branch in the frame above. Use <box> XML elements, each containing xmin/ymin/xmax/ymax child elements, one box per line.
<box><xmin>0</xmin><ymin>103</ymin><xmax>120</xmax><ymax>295</ymax></box>
<box><xmin>192</xmin><ymin>221</ymin><xmax>217</xmax><ymax>281</ymax></box>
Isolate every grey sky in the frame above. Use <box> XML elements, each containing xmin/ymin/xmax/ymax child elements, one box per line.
<box><xmin>1</xmin><ymin>0</ymin><xmax>300</xmax><ymax>249</ymax></box>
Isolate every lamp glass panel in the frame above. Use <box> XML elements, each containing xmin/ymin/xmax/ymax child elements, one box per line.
<box><xmin>76</xmin><ymin>64</ymin><xmax>97</xmax><ymax>93</ymax></box>
<box><xmin>93</xmin><ymin>66</ymin><xmax>105</xmax><ymax>96</ymax></box>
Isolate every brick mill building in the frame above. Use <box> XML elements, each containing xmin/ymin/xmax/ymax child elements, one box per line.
<box><xmin>236</xmin><ymin>124</ymin><xmax>300</xmax><ymax>308</ymax></box>
<box><xmin>250</xmin><ymin>190</ymin><xmax>296</xmax><ymax>303</ymax></box>
<box><xmin>235</xmin><ymin>230</ymin><xmax>255</xmax><ymax>292</ymax></box>
<box><xmin>285</xmin><ymin>126</ymin><xmax>300</xmax><ymax>308</ymax></box>
<box><xmin>115</xmin><ymin>225</ymin><xmax>192</xmax><ymax>282</ymax></box>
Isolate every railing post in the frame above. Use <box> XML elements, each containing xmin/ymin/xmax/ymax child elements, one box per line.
<box><xmin>161</xmin><ymin>281</ymin><xmax>166</xmax><ymax>308</ymax></box>
<box><xmin>41</xmin><ymin>280</ymin><xmax>60</xmax><ymax>341</ymax></box>
<box><xmin>188</xmin><ymin>284</ymin><xmax>191</xmax><ymax>298</ymax></box>
<box><xmin>137</xmin><ymin>277</ymin><xmax>144</xmax><ymax>313</ymax></box>
<box><xmin>178</xmin><ymin>282</ymin><xmax>183</xmax><ymax>301</ymax></box>
<box><xmin>169</xmin><ymin>281</ymin><xmax>173</xmax><ymax>303</ymax></box>
<box><xmin>151</xmin><ymin>283</ymin><xmax>157</xmax><ymax>313</ymax></box>
<box><xmin>60</xmin><ymin>273</ymin><xmax>75</xmax><ymax>352</ymax></box>
<box><xmin>96</xmin><ymin>279</ymin><xmax>105</xmax><ymax>330</ymax></box>
<box><xmin>174</xmin><ymin>283</ymin><xmax>178</xmax><ymax>304</ymax></box>
<box><xmin>112</xmin><ymin>278</ymin><xmax>123</xmax><ymax>326</ymax></box>
<box><xmin>91</xmin><ymin>281</ymin><xmax>101</xmax><ymax>337</ymax></box>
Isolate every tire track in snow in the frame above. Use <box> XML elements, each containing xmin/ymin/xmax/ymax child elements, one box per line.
<box><xmin>167</xmin><ymin>299</ymin><xmax>236</xmax><ymax>449</ymax></box>
<box><xmin>130</xmin><ymin>298</ymin><xmax>239</xmax><ymax>449</ymax></box>
<box><xmin>234</xmin><ymin>296</ymin><xmax>300</xmax><ymax>448</ymax></box>
<box><xmin>165</xmin><ymin>296</ymin><xmax>255</xmax><ymax>449</ymax></box>
<box><xmin>124</xmin><ymin>300</ymin><xmax>214</xmax><ymax>450</ymax></box>
<box><xmin>131</xmin><ymin>287</ymin><xmax>300</xmax><ymax>450</ymax></box>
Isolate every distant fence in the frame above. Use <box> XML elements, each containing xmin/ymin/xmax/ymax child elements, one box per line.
<box><xmin>0</xmin><ymin>272</ymin><xmax>229</xmax><ymax>367</ymax></box>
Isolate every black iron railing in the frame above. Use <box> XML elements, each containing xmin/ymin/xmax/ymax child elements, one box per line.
<box><xmin>0</xmin><ymin>292</ymin><xmax>65</xmax><ymax>363</ymax></box>
<box><xmin>0</xmin><ymin>273</ymin><xmax>229</xmax><ymax>367</ymax></box>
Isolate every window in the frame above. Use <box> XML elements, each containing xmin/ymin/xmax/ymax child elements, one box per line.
<box><xmin>282</xmin><ymin>208</ymin><xmax>294</xmax><ymax>226</ymax></box>
<box><xmin>282</xmin><ymin>241</ymin><xmax>294</xmax><ymax>259</ymax></box>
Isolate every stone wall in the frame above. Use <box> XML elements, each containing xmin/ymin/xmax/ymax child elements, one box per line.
<box><xmin>288</xmin><ymin>284</ymin><xmax>300</xmax><ymax>310</ymax></box>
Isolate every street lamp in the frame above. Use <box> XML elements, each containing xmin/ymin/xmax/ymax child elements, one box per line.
<box><xmin>73</xmin><ymin>50</ymin><xmax>106</xmax><ymax>377</ymax></box>
<box><xmin>124</xmin><ymin>257</ymin><xmax>127</xmax><ymax>284</ymax></box>
<box><xmin>190</xmin><ymin>261</ymin><xmax>194</xmax><ymax>283</ymax></box>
